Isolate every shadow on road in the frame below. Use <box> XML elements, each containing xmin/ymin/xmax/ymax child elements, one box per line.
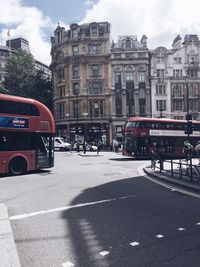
<box><xmin>61</xmin><ymin>173</ymin><xmax>196</xmax><ymax>267</ymax></box>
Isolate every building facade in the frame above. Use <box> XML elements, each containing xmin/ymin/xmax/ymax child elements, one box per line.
<box><xmin>0</xmin><ymin>45</ymin><xmax>10</xmax><ymax>92</ymax></box>
<box><xmin>50</xmin><ymin>22</ymin><xmax>112</xmax><ymax>144</ymax></box>
<box><xmin>111</xmin><ymin>35</ymin><xmax>151</xmax><ymax>140</ymax></box>
<box><xmin>151</xmin><ymin>34</ymin><xmax>200</xmax><ymax>120</ymax></box>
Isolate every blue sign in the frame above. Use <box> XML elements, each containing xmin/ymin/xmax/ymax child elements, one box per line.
<box><xmin>0</xmin><ymin>116</ymin><xmax>29</xmax><ymax>129</ymax></box>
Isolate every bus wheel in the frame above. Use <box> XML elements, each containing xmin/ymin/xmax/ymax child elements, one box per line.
<box><xmin>9</xmin><ymin>157</ymin><xmax>27</xmax><ymax>175</ymax></box>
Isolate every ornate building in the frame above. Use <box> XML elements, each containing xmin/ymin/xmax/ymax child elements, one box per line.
<box><xmin>50</xmin><ymin>22</ymin><xmax>112</xmax><ymax>144</ymax></box>
<box><xmin>151</xmin><ymin>34</ymin><xmax>200</xmax><ymax>120</ymax></box>
<box><xmin>111</xmin><ymin>35</ymin><xmax>151</xmax><ymax>140</ymax></box>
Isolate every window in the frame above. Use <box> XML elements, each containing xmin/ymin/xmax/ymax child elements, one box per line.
<box><xmin>139</xmin><ymin>89</ymin><xmax>145</xmax><ymax>99</ymax></box>
<box><xmin>57</xmin><ymin>68</ymin><xmax>64</xmax><ymax>80</ymax></box>
<box><xmin>0</xmin><ymin>132</ymin><xmax>34</xmax><ymax>151</ymax></box>
<box><xmin>89</xmin><ymin>101</ymin><xmax>103</xmax><ymax>117</ymax></box>
<box><xmin>73</xmin><ymin>101</ymin><xmax>79</xmax><ymax>117</ymax></box>
<box><xmin>91</xmin><ymin>27</ymin><xmax>98</xmax><ymax>37</ymax></box>
<box><xmin>189</xmin><ymin>100</ymin><xmax>198</xmax><ymax>111</ymax></box>
<box><xmin>156</xmin><ymin>84</ymin><xmax>166</xmax><ymax>95</ymax></box>
<box><xmin>140</xmin><ymin>104</ymin><xmax>145</xmax><ymax>115</ymax></box>
<box><xmin>71</xmin><ymin>29</ymin><xmax>78</xmax><ymax>38</ymax></box>
<box><xmin>72</xmin><ymin>46</ymin><xmax>79</xmax><ymax>55</ymax></box>
<box><xmin>188</xmin><ymin>69</ymin><xmax>198</xmax><ymax>78</ymax></box>
<box><xmin>72</xmin><ymin>65</ymin><xmax>79</xmax><ymax>77</ymax></box>
<box><xmin>139</xmin><ymin>71</ymin><xmax>145</xmax><ymax>82</ymax></box>
<box><xmin>172</xmin><ymin>100</ymin><xmax>183</xmax><ymax>111</ymax></box>
<box><xmin>58</xmin><ymin>85</ymin><xmax>65</xmax><ymax>98</ymax></box>
<box><xmin>89</xmin><ymin>82</ymin><xmax>102</xmax><ymax>94</ymax></box>
<box><xmin>172</xmin><ymin>85</ymin><xmax>183</xmax><ymax>96</ymax></box>
<box><xmin>0</xmin><ymin>100</ymin><xmax>39</xmax><ymax>116</ymax></box>
<box><xmin>126</xmin><ymin>72</ymin><xmax>134</xmax><ymax>81</ymax></box>
<box><xmin>156</xmin><ymin>56</ymin><xmax>164</xmax><ymax>63</ymax></box>
<box><xmin>173</xmin><ymin>69</ymin><xmax>182</xmax><ymax>77</ymax></box>
<box><xmin>174</xmin><ymin>57</ymin><xmax>182</xmax><ymax>64</ymax></box>
<box><xmin>56</xmin><ymin>102</ymin><xmax>65</xmax><ymax>119</ymax></box>
<box><xmin>156</xmin><ymin>69</ymin><xmax>164</xmax><ymax>77</ymax></box>
<box><xmin>73</xmin><ymin>83</ymin><xmax>79</xmax><ymax>95</ymax></box>
<box><xmin>125</xmin><ymin>39</ymin><xmax>131</xmax><ymax>49</ymax></box>
<box><xmin>115</xmin><ymin>92</ymin><xmax>122</xmax><ymax>116</ymax></box>
<box><xmin>91</xmin><ymin>65</ymin><xmax>100</xmax><ymax>76</ymax></box>
<box><xmin>89</xmin><ymin>44</ymin><xmax>101</xmax><ymax>55</ymax></box>
<box><xmin>156</xmin><ymin>100</ymin><xmax>166</xmax><ymax>111</ymax></box>
<box><xmin>189</xmin><ymin>84</ymin><xmax>198</xmax><ymax>97</ymax></box>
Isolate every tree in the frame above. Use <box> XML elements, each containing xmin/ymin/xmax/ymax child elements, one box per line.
<box><xmin>3</xmin><ymin>49</ymin><xmax>35</xmax><ymax>97</ymax></box>
<box><xmin>31</xmin><ymin>70</ymin><xmax>53</xmax><ymax>111</ymax></box>
<box><xmin>3</xmin><ymin>49</ymin><xmax>53</xmax><ymax>111</ymax></box>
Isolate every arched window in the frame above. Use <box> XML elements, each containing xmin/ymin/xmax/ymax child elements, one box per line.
<box><xmin>125</xmin><ymin>39</ymin><xmax>131</xmax><ymax>49</ymax></box>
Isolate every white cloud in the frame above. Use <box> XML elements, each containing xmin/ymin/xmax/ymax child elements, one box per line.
<box><xmin>1</xmin><ymin>0</ymin><xmax>200</xmax><ymax>66</ymax></box>
<box><xmin>0</xmin><ymin>0</ymin><xmax>54</xmax><ymax>65</ymax></box>
<box><xmin>82</xmin><ymin>0</ymin><xmax>200</xmax><ymax>48</ymax></box>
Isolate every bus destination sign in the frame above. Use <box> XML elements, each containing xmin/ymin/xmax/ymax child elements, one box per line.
<box><xmin>0</xmin><ymin>116</ymin><xmax>29</xmax><ymax>129</ymax></box>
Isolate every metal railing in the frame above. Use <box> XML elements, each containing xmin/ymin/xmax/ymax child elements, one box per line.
<box><xmin>151</xmin><ymin>157</ymin><xmax>200</xmax><ymax>184</ymax></box>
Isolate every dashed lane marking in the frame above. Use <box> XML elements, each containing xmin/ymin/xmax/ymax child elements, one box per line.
<box><xmin>99</xmin><ymin>251</ymin><xmax>110</xmax><ymax>256</ymax></box>
<box><xmin>130</xmin><ymin>241</ymin><xmax>140</xmax><ymax>247</ymax></box>
<box><xmin>155</xmin><ymin>234</ymin><xmax>164</xmax><ymax>238</ymax></box>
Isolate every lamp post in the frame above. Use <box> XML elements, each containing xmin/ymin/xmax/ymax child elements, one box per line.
<box><xmin>185</xmin><ymin>76</ymin><xmax>192</xmax><ymax>138</ymax></box>
<box><xmin>75</xmin><ymin>89</ymin><xmax>79</xmax><ymax>136</ymax></box>
<box><xmin>160</xmin><ymin>107</ymin><xmax>163</xmax><ymax>118</ymax></box>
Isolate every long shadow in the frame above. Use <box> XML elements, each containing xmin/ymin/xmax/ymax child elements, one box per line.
<box><xmin>61</xmin><ymin>174</ymin><xmax>200</xmax><ymax>267</ymax></box>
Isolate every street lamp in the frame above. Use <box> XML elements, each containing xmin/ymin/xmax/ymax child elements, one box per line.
<box><xmin>185</xmin><ymin>76</ymin><xmax>193</xmax><ymax>138</ymax></box>
<box><xmin>75</xmin><ymin>89</ymin><xmax>79</xmax><ymax>135</ymax></box>
<box><xmin>160</xmin><ymin>107</ymin><xmax>163</xmax><ymax>118</ymax></box>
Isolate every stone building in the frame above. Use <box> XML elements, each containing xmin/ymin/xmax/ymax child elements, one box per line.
<box><xmin>0</xmin><ymin>45</ymin><xmax>10</xmax><ymax>92</ymax></box>
<box><xmin>151</xmin><ymin>34</ymin><xmax>200</xmax><ymax>120</ymax></box>
<box><xmin>111</xmin><ymin>35</ymin><xmax>151</xmax><ymax>140</ymax></box>
<box><xmin>50</xmin><ymin>22</ymin><xmax>112</xmax><ymax>144</ymax></box>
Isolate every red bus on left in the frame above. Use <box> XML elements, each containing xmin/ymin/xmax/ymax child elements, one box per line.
<box><xmin>0</xmin><ymin>94</ymin><xmax>55</xmax><ymax>175</ymax></box>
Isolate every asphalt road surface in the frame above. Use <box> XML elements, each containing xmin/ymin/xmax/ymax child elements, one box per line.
<box><xmin>0</xmin><ymin>151</ymin><xmax>200</xmax><ymax>267</ymax></box>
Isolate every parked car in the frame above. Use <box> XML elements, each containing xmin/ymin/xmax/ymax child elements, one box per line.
<box><xmin>54</xmin><ymin>137</ymin><xmax>71</xmax><ymax>151</ymax></box>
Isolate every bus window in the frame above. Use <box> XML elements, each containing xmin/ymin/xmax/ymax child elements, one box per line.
<box><xmin>125</xmin><ymin>121</ymin><xmax>139</xmax><ymax>128</ymax></box>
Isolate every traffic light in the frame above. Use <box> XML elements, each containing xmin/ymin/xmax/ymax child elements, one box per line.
<box><xmin>185</xmin><ymin>121</ymin><xmax>193</xmax><ymax>135</ymax></box>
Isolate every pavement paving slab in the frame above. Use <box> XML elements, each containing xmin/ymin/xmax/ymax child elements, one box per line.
<box><xmin>0</xmin><ymin>204</ymin><xmax>21</xmax><ymax>267</ymax></box>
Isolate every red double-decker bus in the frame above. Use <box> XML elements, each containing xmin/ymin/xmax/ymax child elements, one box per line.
<box><xmin>0</xmin><ymin>94</ymin><xmax>55</xmax><ymax>175</ymax></box>
<box><xmin>123</xmin><ymin>117</ymin><xmax>200</xmax><ymax>159</ymax></box>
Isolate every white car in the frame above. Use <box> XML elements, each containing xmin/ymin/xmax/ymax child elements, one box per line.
<box><xmin>54</xmin><ymin>137</ymin><xmax>71</xmax><ymax>151</ymax></box>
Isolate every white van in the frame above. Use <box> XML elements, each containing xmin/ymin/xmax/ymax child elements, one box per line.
<box><xmin>54</xmin><ymin>137</ymin><xmax>71</xmax><ymax>151</ymax></box>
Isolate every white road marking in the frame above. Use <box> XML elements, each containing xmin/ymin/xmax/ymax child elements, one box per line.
<box><xmin>196</xmin><ymin>222</ymin><xmax>200</xmax><ymax>225</ymax></box>
<box><xmin>99</xmin><ymin>251</ymin><xmax>110</xmax><ymax>256</ymax></box>
<box><xmin>155</xmin><ymin>234</ymin><xmax>164</xmax><ymax>238</ymax></box>
<box><xmin>178</xmin><ymin>227</ymin><xmax>185</xmax><ymax>231</ymax></box>
<box><xmin>62</xmin><ymin>262</ymin><xmax>74</xmax><ymax>267</ymax></box>
<box><xmin>10</xmin><ymin>194</ymin><xmax>136</xmax><ymax>221</ymax></box>
<box><xmin>130</xmin><ymin>241</ymin><xmax>140</xmax><ymax>247</ymax></box>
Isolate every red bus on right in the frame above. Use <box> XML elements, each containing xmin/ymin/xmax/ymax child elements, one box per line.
<box><xmin>123</xmin><ymin>117</ymin><xmax>200</xmax><ymax>159</ymax></box>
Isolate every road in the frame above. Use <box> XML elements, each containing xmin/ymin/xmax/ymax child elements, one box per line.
<box><xmin>1</xmin><ymin>151</ymin><xmax>200</xmax><ymax>267</ymax></box>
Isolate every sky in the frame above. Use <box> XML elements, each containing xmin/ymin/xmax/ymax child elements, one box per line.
<box><xmin>1</xmin><ymin>0</ymin><xmax>200</xmax><ymax>66</ymax></box>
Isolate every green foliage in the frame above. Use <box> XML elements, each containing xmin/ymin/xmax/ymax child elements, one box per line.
<box><xmin>3</xmin><ymin>49</ymin><xmax>35</xmax><ymax>97</ymax></box>
<box><xmin>31</xmin><ymin>70</ymin><xmax>53</xmax><ymax>111</ymax></box>
<box><xmin>3</xmin><ymin>49</ymin><xmax>53</xmax><ymax>111</ymax></box>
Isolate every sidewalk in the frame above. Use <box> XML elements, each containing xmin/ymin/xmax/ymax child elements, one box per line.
<box><xmin>0</xmin><ymin>204</ymin><xmax>21</xmax><ymax>267</ymax></box>
<box><xmin>144</xmin><ymin>158</ymin><xmax>200</xmax><ymax>194</ymax></box>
